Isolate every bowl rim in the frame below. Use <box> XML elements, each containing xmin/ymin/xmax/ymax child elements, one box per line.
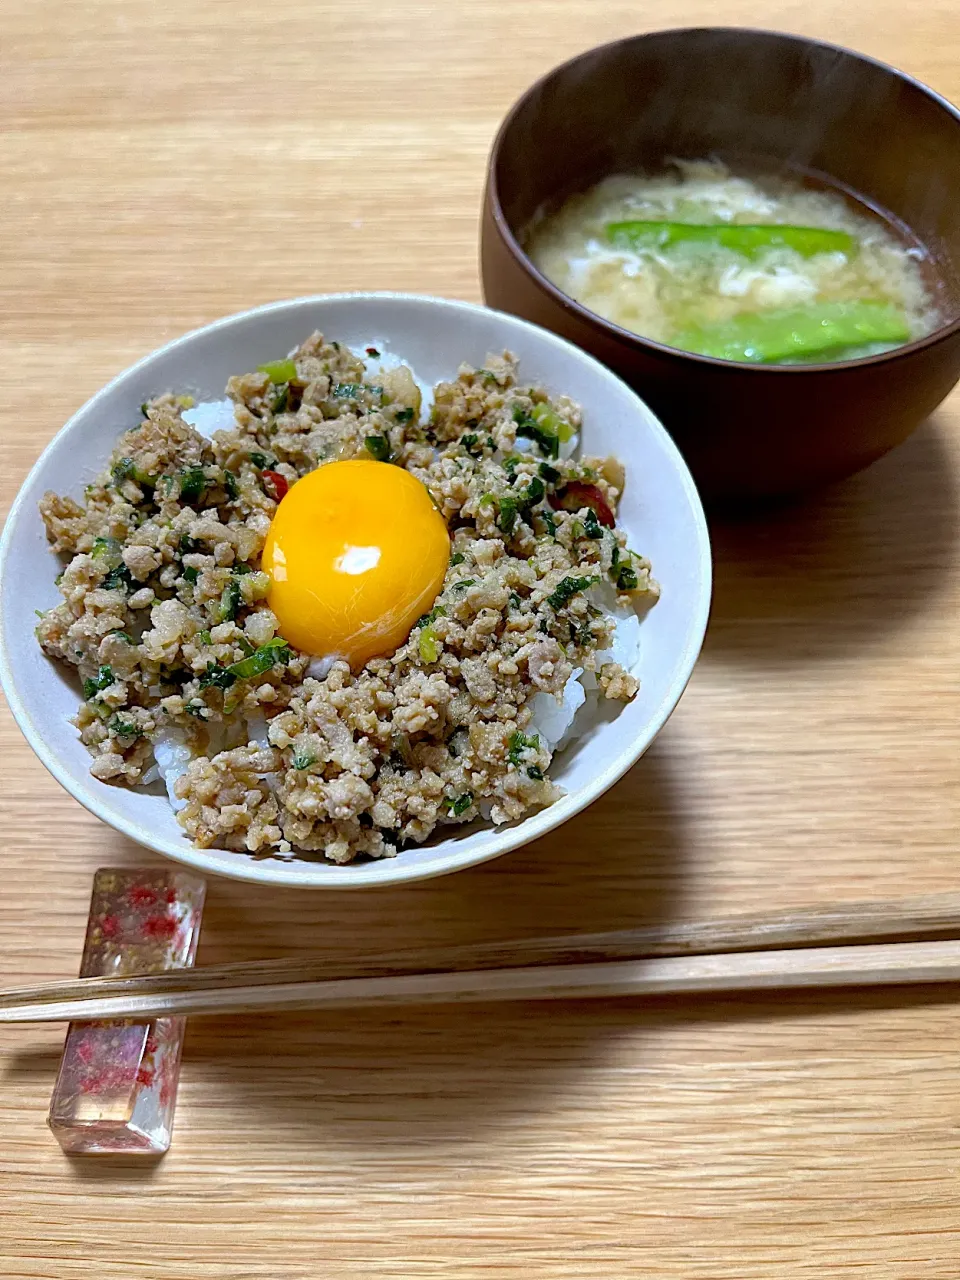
<box><xmin>0</xmin><ymin>291</ymin><xmax>712</xmax><ymax>889</ymax></box>
<box><xmin>485</xmin><ymin>25</ymin><xmax>960</xmax><ymax>375</ymax></box>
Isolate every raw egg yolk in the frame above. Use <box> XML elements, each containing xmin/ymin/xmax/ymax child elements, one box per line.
<box><xmin>262</xmin><ymin>459</ymin><xmax>450</xmax><ymax>667</ymax></box>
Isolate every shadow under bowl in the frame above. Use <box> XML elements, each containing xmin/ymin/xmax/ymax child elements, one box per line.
<box><xmin>481</xmin><ymin>26</ymin><xmax>960</xmax><ymax>505</ymax></box>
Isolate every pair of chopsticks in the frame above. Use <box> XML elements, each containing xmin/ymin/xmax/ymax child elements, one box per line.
<box><xmin>3</xmin><ymin>892</ymin><xmax>960</xmax><ymax>1025</ymax></box>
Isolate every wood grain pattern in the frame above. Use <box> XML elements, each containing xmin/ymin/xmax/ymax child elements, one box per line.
<box><xmin>7</xmin><ymin>890</ymin><xmax>960</xmax><ymax>1018</ymax></box>
<box><xmin>10</xmin><ymin>941</ymin><xmax>960</xmax><ymax>1025</ymax></box>
<box><xmin>1</xmin><ymin>0</ymin><xmax>959</xmax><ymax>1275</ymax></box>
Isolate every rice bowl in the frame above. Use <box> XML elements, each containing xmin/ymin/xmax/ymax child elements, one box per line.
<box><xmin>0</xmin><ymin>295</ymin><xmax>711</xmax><ymax>888</ymax></box>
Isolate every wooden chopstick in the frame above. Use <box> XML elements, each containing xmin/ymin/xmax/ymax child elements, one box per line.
<box><xmin>3</xmin><ymin>940</ymin><xmax>960</xmax><ymax>1023</ymax></box>
<box><xmin>1</xmin><ymin>892</ymin><xmax>959</xmax><ymax>1024</ymax></box>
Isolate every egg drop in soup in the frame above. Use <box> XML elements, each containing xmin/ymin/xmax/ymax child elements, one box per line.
<box><xmin>527</xmin><ymin>161</ymin><xmax>941</xmax><ymax>364</ymax></box>
<box><xmin>262</xmin><ymin>458</ymin><xmax>450</xmax><ymax>667</ymax></box>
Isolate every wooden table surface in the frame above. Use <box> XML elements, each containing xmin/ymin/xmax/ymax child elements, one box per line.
<box><xmin>2</xmin><ymin>0</ymin><xmax>959</xmax><ymax>1275</ymax></box>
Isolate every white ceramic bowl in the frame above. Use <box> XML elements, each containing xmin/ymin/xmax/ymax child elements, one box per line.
<box><xmin>0</xmin><ymin>294</ymin><xmax>711</xmax><ymax>888</ymax></box>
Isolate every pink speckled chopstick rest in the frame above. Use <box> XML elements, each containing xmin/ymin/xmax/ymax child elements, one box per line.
<box><xmin>48</xmin><ymin>867</ymin><xmax>206</xmax><ymax>1154</ymax></box>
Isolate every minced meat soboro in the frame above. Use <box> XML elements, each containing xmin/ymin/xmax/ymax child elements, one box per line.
<box><xmin>37</xmin><ymin>334</ymin><xmax>657</xmax><ymax>863</ymax></box>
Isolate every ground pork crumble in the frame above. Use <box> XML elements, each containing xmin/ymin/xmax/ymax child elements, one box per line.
<box><xmin>36</xmin><ymin>333</ymin><xmax>659</xmax><ymax>863</ymax></box>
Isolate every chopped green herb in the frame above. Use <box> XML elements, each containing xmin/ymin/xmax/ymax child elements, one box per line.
<box><xmin>111</xmin><ymin>456</ymin><xmax>155</xmax><ymax>489</ymax></box>
<box><xmin>513</xmin><ymin>402</ymin><xmax>575</xmax><ymax>459</ymax></box>
<box><xmin>198</xmin><ymin>661</ymin><xmax>237</xmax><ymax>691</ymax></box>
<box><xmin>82</xmin><ymin>665</ymin><xmax>114</xmax><ymax>700</ymax></box>
<box><xmin>178</xmin><ymin>534</ymin><xmax>201</xmax><ymax>555</ymax></box>
<box><xmin>185</xmin><ymin>699</ymin><xmax>207</xmax><ymax>718</ymax></box>
<box><xmin>503</xmin><ymin>454</ymin><xmax>521</xmax><ymax>478</ymax></box>
<box><xmin>109</xmin><ymin>629</ymin><xmax>133</xmax><ymax>643</ymax></box>
<box><xmin>527</xmin><ymin>766</ymin><xmax>544</xmax><ymax>781</ymax></box>
<box><xmin>292</xmin><ymin>750</ymin><xmax>317</xmax><ymax>770</ymax></box>
<box><xmin>236</xmin><ymin>636</ymin><xmax>255</xmax><ymax>657</ymax></box>
<box><xmin>486</xmin><ymin>435</ymin><xmax>496</xmax><ymax>450</ymax></box>
<box><xmin>227</xmin><ymin>636</ymin><xmax>291</xmax><ymax>681</ymax></box>
<box><xmin>177</xmin><ymin>466</ymin><xmax>207</xmax><ymax>505</ymax></box>
<box><xmin>108</xmin><ymin>715</ymin><xmax>142</xmax><ymax>739</ymax></box>
<box><xmin>102</xmin><ymin>564</ymin><xmax>133</xmax><ymax>592</ymax></box>
<box><xmin>509</xmin><ymin>592</ymin><xmax>521</xmax><ymax>610</ymax></box>
<box><xmin>272</xmin><ymin>384</ymin><xmax>289</xmax><ymax>414</ymax></box>
<box><xmin>461</xmin><ymin>433</ymin><xmax>481</xmax><ymax>456</ymax></box>
<box><xmin>197</xmin><ymin>630</ymin><xmax>212</xmax><ymax>645</ymax></box>
<box><xmin>182</xmin><ymin>566</ymin><xmax>199</xmax><ymax>585</ymax></box>
<box><xmin>519</xmin><ymin>475</ymin><xmax>545</xmax><ymax>509</ymax></box>
<box><xmin>218</xmin><ymin>576</ymin><xmax>243</xmax><ymax>622</ymax></box>
<box><xmin>582</xmin><ymin>508</ymin><xmax>603</xmax><ymax>540</ymax></box>
<box><xmin>546</xmin><ymin>575</ymin><xmax>600</xmax><ymax>610</ymax></box>
<box><xmin>444</xmin><ymin>792</ymin><xmax>474</xmax><ymax>816</ymax></box>
<box><xmin>539</xmin><ymin>462</ymin><xmax>561</xmax><ymax>484</ymax></box>
<box><xmin>223</xmin><ymin>469</ymin><xmax>239</xmax><ymax>500</ymax></box>
<box><xmin>364</xmin><ymin>434</ymin><xmax>391</xmax><ymax>462</ymax></box>
<box><xmin>140</xmin><ymin>402</ymin><xmax>150</xmax><ymax>417</ymax></box>
<box><xmin>616</xmin><ymin>562</ymin><xmax>639</xmax><ymax>591</ymax></box>
<box><xmin>512</xmin><ymin>406</ymin><xmax>557</xmax><ymax>459</ymax></box>
<box><xmin>249</xmin><ymin>452</ymin><xmax>271</xmax><ymax>469</ymax></box>
<box><xmin>453</xmin><ymin>578</ymin><xmax>476</xmax><ymax>592</ymax></box>
<box><xmin>479</xmin><ymin>369</ymin><xmax>498</xmax><ymax>385</ymax></box>
<box><xmin>366</xmin><ymin>346</ymin><xmax>380</xmax><ymax>358</ymax></box>
<box><xmin>542</xmin><ymin>510</ymin><xmax>557</xmax><ymax>539</ymax></box>
<box><xmin>332</xmin><ymin>382</ymin><xmax>361</xmax><ymax>399</ymax></box>
<box><xmin>507</xmin><ymin>730</ymin><xmax>540</xmax><ymax>767</ymax></box>
<box><xmin>569</xmin><ymin>619</ymin><xmax>595</xmax><ymax>646</ymax></box>
<box><xmin>393</xmin><ymin>406</ymin><xmax>414</xmax><ymax>423</ymax></box>
<box><xmin>111</xmin><ymin>457</ymin><xmax>135</xmax><ymax>485</ymax></box>
<box><xmin>497</xmin><ymin>495</ymin><xmax>518</xmax><ymax>537</ymax></box>
<box><xmin>258</xmin><ymin>358</ymin><xmax>298</xmax><ymax>384</ymax></box>
<box><xmin>450</xmin><ymin>552</ymin><xmax>465</xmax><ymax>566</ymax></box>
<box><xmin>415</xmin><ymin>605</ymin><xmax>445</xmax><ymax>629</ymax></box>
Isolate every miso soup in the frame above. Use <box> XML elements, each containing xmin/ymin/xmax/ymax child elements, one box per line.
<box><xmin>526</xmin><ymin>162</ymin><xmax>940</xmax><ymax>364</ymax></box>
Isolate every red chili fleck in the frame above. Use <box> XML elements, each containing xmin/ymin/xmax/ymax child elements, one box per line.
<box><xmin>164</xmin><ymin>887</ymin><xmax>178</xmax><ymax>905</ymax></box>
<box><xmin>142</xmin><ymin>913</ymin><xmax>178</xmax><ymax>941</ymax></box>
<box><xmin>99</xmin><ymin>913</ymin><xmax>120</xmax><ymax>940</ymax></box>
<box><xmin>136</xmin><ymin>1066</ymin><xmax>155</xmax><ymax>1088</ymax></box>
<box><xmin>263</xmin><ymin>469</ymin><xmax>288</xmax><ymax>501</ymax></box>
<box><xmin>549</xmin><ymin>481</ymin><xmax>615</xmax><ymax>527</ymax></box>
<box><xmin>145</xmin><ymin>1030</ymin><xmax>159</xmax><ymax>1055</ymax></box>
<box><xmin>128</xmin><ymin>885</ymin><xmax>157</xmax><ymax>908</ymax></box>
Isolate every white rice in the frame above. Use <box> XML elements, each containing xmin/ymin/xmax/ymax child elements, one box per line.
<box><xmin>182</xmin><ymin>398</ymin><xmax>236</xmax><ymax>439</ymax></box>
<box><xmin>357</xmin><ymin>339</ymin><xmax>435</xmax><ymax>417</ymax></box>
<box><xmin>528</xmin><ymin>607</ymin><xmax>641</xmax><ymax>752</ymax></box>
<box><xmin>152</xmin><ymin>729</ymin><xmax>193</xmax><ymax>811</ymax></box>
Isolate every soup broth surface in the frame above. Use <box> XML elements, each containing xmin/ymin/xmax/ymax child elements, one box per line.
<box><xmin>527</xmin><ymin>161</ymin><xmax>939</xmax><ymax>363</ymax></box>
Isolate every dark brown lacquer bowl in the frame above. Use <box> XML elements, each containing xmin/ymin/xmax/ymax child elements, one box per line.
<box><xmin>481</xmin><ymin>28</ymin><xmax>960</xmax><ymax>504</ymax></box>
